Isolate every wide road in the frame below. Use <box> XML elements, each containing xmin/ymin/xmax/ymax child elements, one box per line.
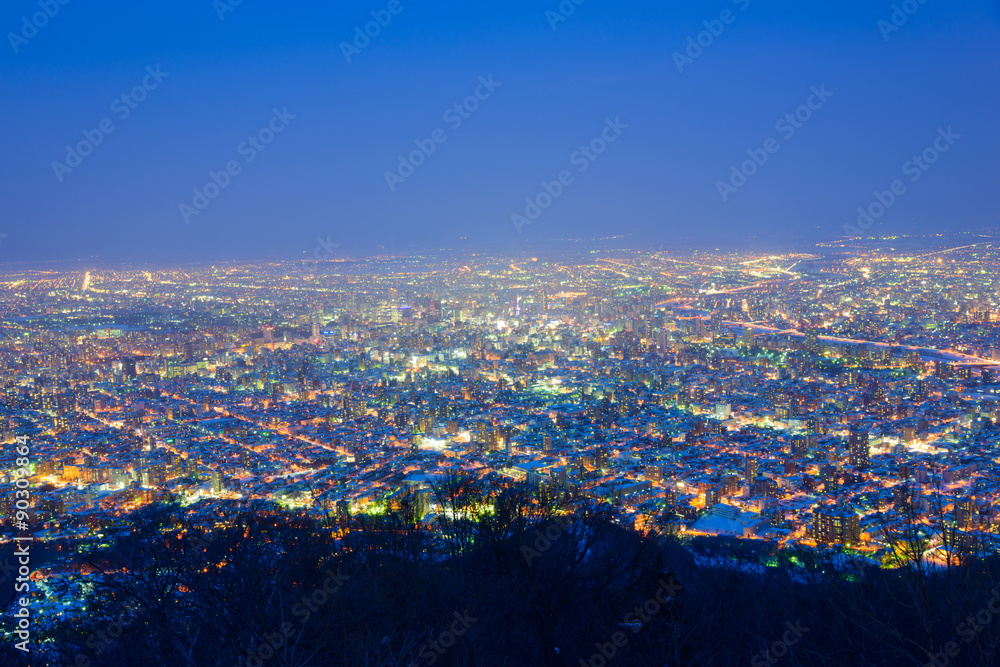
<box><xmin>725</xmin><ymin>321</ymin><xmax>1000</xmax><ymax>368</ymax></box>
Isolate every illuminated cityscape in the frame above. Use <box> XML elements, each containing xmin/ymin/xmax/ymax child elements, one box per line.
<box><xmin>5</xmin><ymin>241</ymin><xmax>1000</xmax><ymax>664</ymax></box>
<box><xmin>5</xmin><ymin>235</ymin><xmax>1000</xmax><ymax>568</ymax></box>
<box><xmin>4</xmin><ymin>1</ymin><xmax>1000</xmax><ymax>663</ymax></box>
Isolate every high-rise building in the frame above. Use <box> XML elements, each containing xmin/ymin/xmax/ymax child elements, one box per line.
<box><xmin>791</xmin><ymin>436</ymin><xmax>808</xmax><ymax>459</ymax></box>
<box><xmin>210</xmin><ymin>470</ymin><xmax>224</xmax><ymax>494</ymax></box>
<box><xmin>892</xmin><ymin>484</ymin><xmax>914</xmax><ymax>509</ymax></box>
<box><xmin>744</xmin><ymin>454</ymin><xmax>758</xmax><ymax>482</ymax></box>
<box><xmin>814</xmin><ymin>508</ymin><xmax>861</xmax><ymax>545</ymax></box>
<box><xmin>704</xmin><ymin>484</ymin><xmax>722</xmax><ymax>510</ymax></box>
<box><xmin>753</xmin><ymin>477</ymin><xmax>778</xmax><ymax>497</ymax></box>
<box><xmin>721</xmin><ymin>473</ymin><xmax>740</xmax><ymax>496</ymax></box>
<box><xmin>804</xmin><ymin>330</ymin><xmax>822</xmax><ymax>355</ymax></box>
<box><xmin>849</xmin><ymin>429</ymin><xmax>870</xmax><ymax>468</ymax></box>
<box><xmin>593</xmin><ymin>447</ymin><xmax>608</xmax><ymax>470</ymax></box>
<box><xmin>657</xmin><ymin>329</ymin><xmax>670</xmax><ymax>354</ymax></box>
<box><xmin>820</xmin><ymin>464</ymin><xmax>839</xmax><ymax>491</ymax></box>
<box><xmin>955</xmin><ymin>497</ymin><xmax>976</xmax><ymax>531</ymax></box>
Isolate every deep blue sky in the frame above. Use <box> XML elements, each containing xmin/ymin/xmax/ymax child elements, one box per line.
<box><xmin>1</xmin><ymin>0</ymin><xmax>998</xmax><ymax>263</ymax></box>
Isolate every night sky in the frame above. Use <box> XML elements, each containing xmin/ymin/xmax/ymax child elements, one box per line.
<box><xmin>1</xmin><ymin>0</ymin><xmax>998</xmax><ymax>264</ymax></box>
